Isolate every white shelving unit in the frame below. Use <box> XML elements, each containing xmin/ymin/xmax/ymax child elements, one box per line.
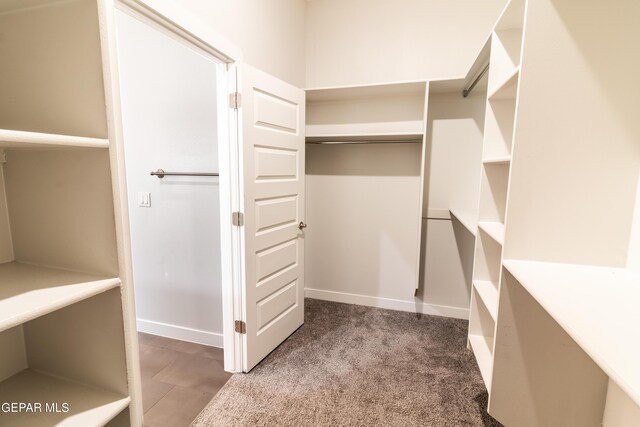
<box><xmin>0</xmin><ymin>0</ymin><xmax>141</xmax><ymax>425</ymax></box>
<box><xmin>466</xmin><ymin>0</ymin><xmax>640</xmax><ymax>425</ymax></box>
<box><xmin>467</xmin><ymin>0</ymin><xmax>524</xmax><ymax>392</ymax></box>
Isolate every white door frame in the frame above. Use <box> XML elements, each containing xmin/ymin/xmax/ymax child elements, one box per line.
<box><xmin>111</xmin><ymin>0</ymin><xmax>246</xmax><ymax>372</ymax></box>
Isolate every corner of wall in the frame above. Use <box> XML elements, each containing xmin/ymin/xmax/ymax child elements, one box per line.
<box><xmin>627</xmin><ymin>170</ymin><xmax>640</xmax><ymax>271</ymax></box>
<box><xmin>0</xmin><ymin>153</ymin><xmax>15</xmax><ymax>263</ymax></box>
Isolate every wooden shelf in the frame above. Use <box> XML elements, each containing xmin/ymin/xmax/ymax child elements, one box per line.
<box><xmin>488</xmin><ymin>68</ymin><xmax>519</xmax><ymax>101</ymax></box>
<box><xmin>478</xmin><ymin>221</ymin><xmax>505</xmax><ymax>245</ymax></box>
<box><xmin>0</xmin><ymin>129</ymin><xmax>109</xmax><ymax>149</ymax></box>
<box><xmin>449</xmin><ymin>209</ymin><xmax>477</xmax><ymax>236</ymax></box>
<box><xmin>0</xmin><ymin>262</ymin><xmax>120</xmax><ymax>332</ymax></box>
<box><xmin>473</xmin><ymin>280</ymin><xmax>499</xmax><ymax>320</ymax></box>
<box><xmin>469</xmin><ymin>334</ymin><xmax>493</xmax><ymax>389</ymax></box>
<box><xmin>483</xmin><ymin>155</ymin><xmax>511</xmax><ymax>165</ymax></box>
<box><xmin>503</xmin><ymin>260</ymin><xmax>640</xmax><ymax>406</ymax></box>
<box><xmin>0</xmin><ymin>369</ymin><xmax>129</xmax><ymax>426</ymax></box>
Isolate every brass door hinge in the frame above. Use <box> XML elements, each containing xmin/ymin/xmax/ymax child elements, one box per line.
<box><xmin>234</xmin><ymin>320</ymin><xmax>246</xmax><ymax>334</ymax></box>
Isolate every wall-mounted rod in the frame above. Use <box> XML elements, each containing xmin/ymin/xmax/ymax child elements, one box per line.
<box><xmin>150</xmin><ymin>168</ymin><xmax>219</xmax><ymax>178</ymax></box>
<box><xmin>462</xmin><ymin>63</ymin><xmax>490</xmax><ymax>98</ymax></box>
<box><xmin>306</xmin><ymin>140</ymin><xmax>423</xmax><ymax>145</ymax></box>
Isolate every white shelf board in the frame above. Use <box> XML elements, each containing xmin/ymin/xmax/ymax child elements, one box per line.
<box><xmin>0</xmin><ymin>369</ymin><xmax>130</xmax><ymax>426</ymax></box>
<box><xmin>473</xmin><ymin>280</ymin><xmax>499</xmax><ymax>320</ymax></box>
<box><xmin>305</xmin><ymin>121</ymin><xmax>424</xmax><ymax>144</ymax></box>
<box><xmin>0</xmin><ymin>262</ymin><xmax>120</xmax><ymax>332</ymax></box>
<box><xmin>488</xmin><ymin>67</ymin><xmax>520</xmax><ymax>101</ymax></box>
<box><xmin>502</xmin><ymin>260</ymin><xmax>640</xmax><ymax>407</ymax></box>
<box><xmin>0</xmin><ymin>129</ymin><xmax>109</xmax><ymax>149</ymax></box>
<box><xmin>483</xmin><ymin>155</ymin><xmax>511</xmax><ymax>165</ymax></box>
<box><xmin>449</xmin><ymin>209</ymin><xmax>477</xmax><ymax>236</ymax></box>
<box><xmin>306</xmin><ymin>81</ymin><xmax>426</xmax><ymax>102</ymax></box>
<box><xmin>478</xmin><ymin>221</ymin><xmax>505</xmax><ymax>245</ymax></box>
<box><xmin>469</xmin><ymin>334</ymin><xmax>493</xmax><ymax>390</ymax></box>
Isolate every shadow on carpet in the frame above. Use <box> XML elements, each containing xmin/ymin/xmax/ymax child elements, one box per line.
<box><xmin>193</xmin><ymin>299</ymin><xmax>503</xmax><ymax>427</ymax></box>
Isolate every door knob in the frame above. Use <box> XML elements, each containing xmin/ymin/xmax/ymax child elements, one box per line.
<box><xmin>298</xmin><ymin>222</ymin><xmax>307</xmax><ymax>230</ymax></box>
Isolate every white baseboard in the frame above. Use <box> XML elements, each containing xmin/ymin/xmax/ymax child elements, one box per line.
<box><xmin>305</xmin><ymin>288</ymin><xmax>469</xmax><ymax>320</ymax></box>
<box><xmin>137</xmin><ymin>319</ymin><xmax>224</xmax><ymax>348</ymax></box>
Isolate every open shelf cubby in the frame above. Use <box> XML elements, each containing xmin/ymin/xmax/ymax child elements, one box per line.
<box><xmin>473</xmin><ymin>280</ymin><xmax>498</xmax><ymax>320</ymax></box>
<box><xmin>487</xmin><ymin>0</ymin><xmax>525</xmax><ymax>95</ymax></box>
<box><xmin>305</xmin><ymin>81</ymin><xmax>426</xmax><ymax>144</ymax></box>
<box><xmin>0</xmin><ymin>0</ymin><xmax>108</xmax><ymax>139</ymax></box>
<box><xmin>473</xmin><ymin>227</ymin><xmax>503</xmax><ymax>285</ymax></box>
<box><xmin>469</xmin><ymin>286</ymin><xmax>496</xmax><ymax>390</ymax></box>
<box><xmin>0</xmin><ymin>149</ymin><xmax>119</xmax><ymax>275</ymax></box>
<box><xmin>0</xmin><ymin>289</ymin><xmax>130</xmax><ymax>426</ymax></box>
<box><xmin>483</xmin><ymin>97</ymin><xmax>516</xmax><ymax>160</ymax></box>
<box><xmin>478</xmin><ymin>163</ymin><xmax>510</xmax><ymax>224</ymax></box>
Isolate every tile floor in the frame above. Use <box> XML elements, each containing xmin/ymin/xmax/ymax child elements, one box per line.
<box><xmin>138</xmin><ymin>332</ymin><xmax>232</xmax><ymax>427</ymax></box>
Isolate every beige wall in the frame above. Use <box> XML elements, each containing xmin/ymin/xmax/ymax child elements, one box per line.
<box><xmin>305</xmin><ymin>0</ymin><xmax>507</xmax><ymax>88</ymax></box>
<box><xmin>178</xmin><ymin>0</ymin><xmax>306</xmax><ymax>87</ymax></box>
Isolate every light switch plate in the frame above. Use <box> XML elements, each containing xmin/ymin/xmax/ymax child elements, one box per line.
<box><xmin>138</xmin><ymin>192</ymin><xmax>151</xmax><ymax>207</ymax></box>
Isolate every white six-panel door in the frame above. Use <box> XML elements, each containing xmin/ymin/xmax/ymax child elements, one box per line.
<box><xmin>240</xmin><ymin>64</ymin><xmax>305</xmax><ymax>371</ymax></box>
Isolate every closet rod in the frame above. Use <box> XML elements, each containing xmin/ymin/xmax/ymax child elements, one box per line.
<box><xmin>462</xmin><ymin>63</ymin><xmax>490</xmax><ymax>97</ymax></box>
<box><xmin>150</xmin><ymin>169</ymin><xmax>219</xmax><ymax>178</ymax></box>
<box><xmin>306</xmin><ymin>140</ymin><xmax>422</xmax><ymax>145</ymax></box>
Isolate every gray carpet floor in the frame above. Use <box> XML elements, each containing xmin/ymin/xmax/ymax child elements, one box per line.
<box><xmin>193</xmin><ymin>299</ymin><xmax>502</xmax><ymax>427</ymax></box>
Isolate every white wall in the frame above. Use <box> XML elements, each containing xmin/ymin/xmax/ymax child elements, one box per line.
<box><xmin>175</xmin><ymin>0</ymin><xmax>306</xmax><ymax>87</ymax></box>
<box><xmin>419</xmin><ymin>91</ymin><xmax>486</xmax><ymax>316</ymax></box>
<box><xmin>0</xmin><ymin>162</ymin><xmax>14</xmax><ymax>263</ymax></box>
<box><xmin>305</xmin><ymin>0</ymin><xmax>507</xmax><ymax>88</ymax></box>
<box><xmin>305</xmin><ymin>143</ymin><xmax>424</xmax><ymax>311</ymax></box>
<box><xmin>116</xmin><ymin>10</ymin><xmax>224</xmax><ymax>347</ymax></box>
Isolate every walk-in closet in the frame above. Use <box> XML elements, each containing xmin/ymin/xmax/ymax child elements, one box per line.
<box><xmin>0</xmin><ymin>0</ymin><xmax>638</xmax><ymax>425</ymax></box>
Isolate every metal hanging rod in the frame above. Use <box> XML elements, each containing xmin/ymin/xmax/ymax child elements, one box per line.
<box><xmin>150</xmin><ymin>168</ymin><xmax>219</xmax><ymax>178</ymax></box>
<box><xmin>306</xmin><ymin>140</ymin><xmax>422</xmax><ymax>145</ymax></box>
<box><xmin>462</xmin><ymin>63</ymin><xmax>490</xmax><ymax>98</ymax></box>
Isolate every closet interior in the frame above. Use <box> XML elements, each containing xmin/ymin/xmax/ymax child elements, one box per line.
<box><xmin>0</xmin><ymin>0</ymin><xmax>138</xmax><ymax>425</ymax></box>
<box><xmin>304</xmin><ymin>0</ymin><xmax>640</xmax><ymax>424</ymax></box>
<box><xmin>305</xmin><ymin>82</ymin><xmax>426</xmax><ymax>304</ymax></box>
<box><xmin>304</xmin><ymin>37</ymin><xmax>490</xmax><ymax>317</ymax></box>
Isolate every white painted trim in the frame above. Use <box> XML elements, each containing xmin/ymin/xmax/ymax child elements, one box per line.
<box><xmin>221</xmin><ymin>63</ymin><xmax>244</xmax><ymax>373</ymax></box>
<box><xmin>97</xmin><ymin>0</ymin><xmax>144</xmax><ymax>423</ymax></box>
<box><xmin>305</xmin><ymin>288</ymin><xmax>470</xmax><ymax>320</ymax></box>
<box><xmin>137</xmin><ymin>319</ymin><xmax>224</xmax><ymax>348</ymax></box>
<box><xmin>116</xmin><ymin>0</ymin><xmax>242</xmax><ymax>63</ymax></box>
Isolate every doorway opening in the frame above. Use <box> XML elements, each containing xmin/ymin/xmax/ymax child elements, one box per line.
<box><xmin>114</xmin><ymin>3</ymin><xmax>238</xmax><ymax>421</ymax></box>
